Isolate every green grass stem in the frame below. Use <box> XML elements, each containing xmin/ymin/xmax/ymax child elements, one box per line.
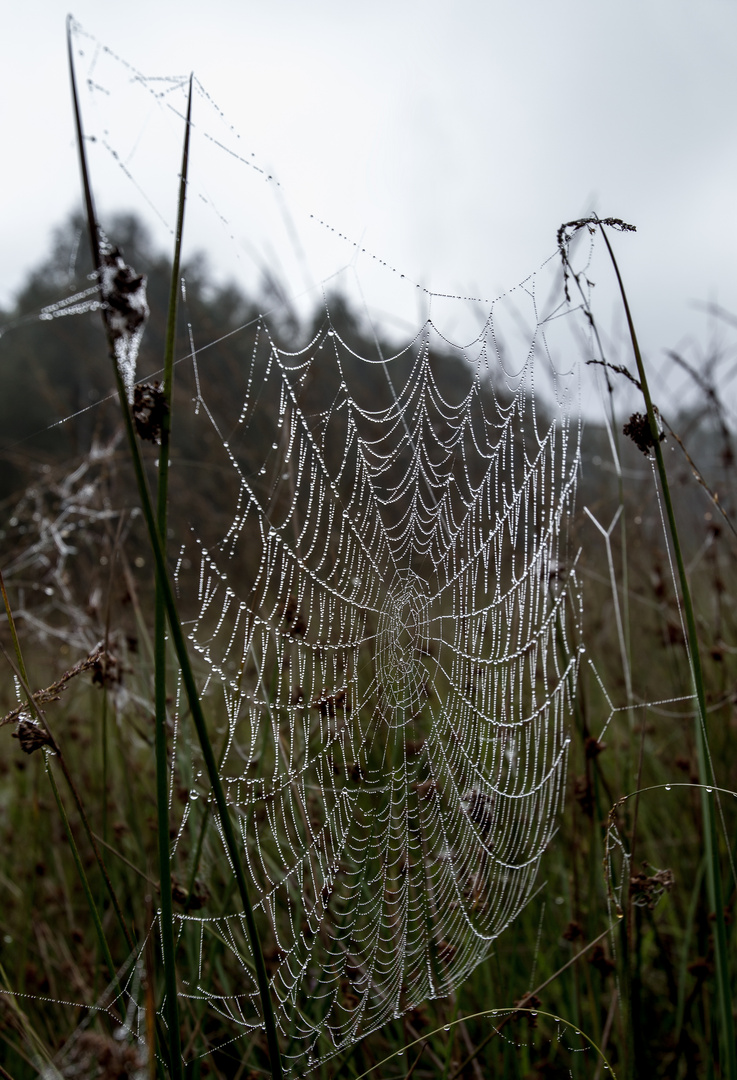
<box><xmin>150</xmin><ymin>73</ymin><xmax>193</xmax><ymax>1080</ymax></box>
<box><xmin>67</xmin><ymin>22</ymin><xmax>283</xmax><ymax>1078</ymax></box>
<box><xmin>351</xmin><ymin>1008</ymin><xmax>618</xmax><ymax>1080</ymax></box>
<box><xmin>597</xmin><ymin>218</ymin><xmax>736</xmax><ymax>1080</ymax></box>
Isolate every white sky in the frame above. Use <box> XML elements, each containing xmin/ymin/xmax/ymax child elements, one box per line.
<box><xmin>3</xmin><ymin>0</ymin><xmax>737</xmax><ymax>401</ymax></box>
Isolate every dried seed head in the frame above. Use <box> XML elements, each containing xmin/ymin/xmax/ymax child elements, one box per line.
<box><xmin>623</xmin><ymin>411</ymin><xmax>665</xmax><ymax>456</ymax></box>
<box><xmin>630</xmin><ymin>862</ymin><xmax>675</xmax><ymax>909</ymax></box>
<box><xmin>133</xmin><ymin>381</ymin><xmax>168</xmax><ymax>444</ymax></box>
<box><xmin>584</xmin><ymin>736</ymin><xmax>606</xmax><ymax>759</ymax></box>
<box><xmin>91</xmin><ymin>647</ymin><xmax>123</xmax><ymax>688</ymax></box>
<box><xmin>99</xmin><ymin>246</ymin><xmax>149</xmax><ymax>402</ymax></box>
<box><xmin>13</xmin><ymin>718</ymin><xmax>54</xmax><ymax>755</ymax></box>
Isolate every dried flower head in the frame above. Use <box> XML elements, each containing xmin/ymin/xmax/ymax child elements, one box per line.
<box><xmin>623</xmin><ymin>411</ymin><xmax>665</xmax><ymax>456</ymax></box>
<box><xmin>13</xmin><ymin>718</ymin><xmax>54</xmax><ymax>755</ymax></box>
<box><xmin>133</xmin><ymin>381</ymin><xmax>168</xmax><ymax>444</ymax></box>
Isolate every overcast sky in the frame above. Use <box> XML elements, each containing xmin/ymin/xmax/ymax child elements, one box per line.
<box><xmin>3</xmin><ymin>0</ymin><xmax>736</xmax><ymax>408</ymax></box>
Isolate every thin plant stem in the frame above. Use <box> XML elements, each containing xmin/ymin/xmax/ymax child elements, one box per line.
<box><xmin>101</xmin><ymin>685</ymin><xmax>109</xmax><ymax>845</ymax></box>
<box><xmin>441</xmin><ymin>929</ymin><xmax>612</xmax><ymax>1080</ymax></box>
<box><xmin>597</xmin><ymin>219</ymin><xmax>736</xmax><ymax>1080</ymax></box>
<box><xmin>67</xmin><ymin>23</ymin><xmax>283</xmax><ymax>1078</ymax></box>
<box><xmin>151</xmin><ymin>74</ymin><xmax>193</xmax><ymax>1080</ymax></box>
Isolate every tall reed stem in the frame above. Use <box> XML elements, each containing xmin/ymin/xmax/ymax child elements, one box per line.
<box><xmin>67</xmin><ymin>21</ymin><xmax>283</xmax><ymax>1078</ymax></box>
<box><xmin>597</xmin><ymin>220</ymin><xmax>736</xmax><ymax>1080</ymax></box>
<box><xmin>148</xmin><ymin>74</ymin><xmax>193</xmax><ymax>1080</ymax></box>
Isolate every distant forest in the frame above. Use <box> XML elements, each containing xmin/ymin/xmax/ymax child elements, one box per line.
<box><xmin>0</xmin><ymin>211</ymin><xmax>732</xmax><ymax>586</ymax></box>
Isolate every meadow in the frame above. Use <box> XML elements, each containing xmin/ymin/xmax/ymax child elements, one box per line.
<box><xmin>0</xmin><ymin>43</ymin><xmax>735</xmax><ymax>1080</ymax></box>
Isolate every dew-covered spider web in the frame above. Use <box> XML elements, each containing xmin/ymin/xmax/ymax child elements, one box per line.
<box><xmin>7</xmin><ymin>21</ymin><xmax>596</xmax><ymax>1076</ymax></box>
<box><xmin>4</xmin><ymin>19</ymin><xmax>737</xmax><ymax>1077</ymax></box>
<box><xmin>165</xmin><ymin>304</ymin><xmax>581</xmax><ymax>1072</ymax></box>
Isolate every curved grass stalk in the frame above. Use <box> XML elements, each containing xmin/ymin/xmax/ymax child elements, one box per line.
<box><xmin>349</xmin><ymin>1007</ymin><xmax>618</xmax><ymax>1080</ymax></box>
<box><xmin>67</xmin><ymin>21</ymin><xmax>283</xmax><ymax>1078</ymax></box>
<box><xmin>596</xmin><ymin>219</ymin><xmax>736</xmax><ymax>1080</ymax></box>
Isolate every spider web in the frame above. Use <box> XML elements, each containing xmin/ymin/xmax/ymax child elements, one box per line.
<box><xmin>167</xmin><ymin>309</ymin><xmax>581</xmax><ymax>1071</ymax></box>
<box><xmin>16</xmin><ymin>22</ymin><xmax>584</xmax><ymax>1075</ymax></box>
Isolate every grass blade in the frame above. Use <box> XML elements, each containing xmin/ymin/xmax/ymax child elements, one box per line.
<box><xmin>597</xmin><ymin>219</ymin><xmax>736</xmax><ymax>1080</ymax></box>
<box><xmin>150</xmin><ymin>73</ymin><xmax>194</xmax><ymax>1080</ymax></box>
<box><xmin>66</xmin><ymin>25</ymin><xmax>283</xmax><ymax>1079</ymax></box>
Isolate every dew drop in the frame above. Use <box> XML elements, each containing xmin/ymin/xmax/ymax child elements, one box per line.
<box><xmin>443</xmin><ymin>1024</ymin><xmax>450</xmax><ymax>1032</ymax></box>
<box><xmin>530</xmin><ymin>1011</ymin><xmax>538</xmax><ymax>1018</ymax></box>
<box><xmin>665</xmin><ymin>784</ymin><xmax>671</xmax><ymax>791</ymax></box>
<box><xmin>272</xmin><ymin>442</ymin><xmax>279</xmax><ymax>450</ymax></box>
<box><xmin>189</xmin><ymin>791</ymin><xmax>199</xmax><ymax>801</ymax></box>
<box><xmin>706</xmin><ymin>787</ymin><xmax>713</xmax><ymax>793</ymax></box>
